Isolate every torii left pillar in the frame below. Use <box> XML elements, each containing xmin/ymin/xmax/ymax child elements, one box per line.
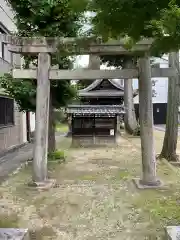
<box><xmin>33</xmin><ymin>53</ymin><xmax>50</xmax><ymax>184</ymax></box>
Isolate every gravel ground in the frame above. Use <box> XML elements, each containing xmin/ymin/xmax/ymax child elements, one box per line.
<box><xmin>0</xmin><ymin>135</ymin><xmax>179</xmax><ymax>239</ymax></box>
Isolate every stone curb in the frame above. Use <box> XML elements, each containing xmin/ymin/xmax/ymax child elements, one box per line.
<box><xmin>0</xmin><ymin>143</ymin><xmax>28</xmax><ymax>160</ymax></box>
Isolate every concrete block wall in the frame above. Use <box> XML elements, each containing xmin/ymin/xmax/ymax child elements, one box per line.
<box><xmin>0</xmin><ymin>0</ymin><xmax>28</xmax><ymax>154</ymax></box>
<box><xmin>0</xmin><ymin>57</ymin><xmax>11</xmax><ymax>75</ymax></box>
<box><xmin>0</xmin><ymin>102</ymin><xmax>26</xmax><ymax>152</ymax></box>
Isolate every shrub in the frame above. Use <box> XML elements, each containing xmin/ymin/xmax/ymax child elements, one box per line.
<box><xmin>120</xmin><ymin>122</ymin><xmax>125</xmax><ymax>129</ymax></box>
<box><xmin>54</xmin><ymin>109</ymin><xmax>67</xmax><ymax>124</ymax></box>
<box><xmin>133</xmin><ymin>125</ymin><xmax>140</xmax><ymax>136</ymax></box>
<box><xmin>48</xmin><ymin>150</ymin><xmax>65</xmax><ymax>163</ymax></box>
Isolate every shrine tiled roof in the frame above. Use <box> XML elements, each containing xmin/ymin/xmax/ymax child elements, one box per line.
<box><xmin>79</xmin><ymin>90</ymin><xmax>124</xmax><ymax>97</ymax></box>
<box><xmin>78</xmin><ymin>79</ymin><xmax>138</xmax><ymax>97</ymax></box>
<box><xmin>78</xmin><ymin>79</ymin><xmax>124</xmax><ymax>92</ymax></box>
<box><xmin>66</xmin><ymin>105</ymin><xmax>125</xmax><ymax>114</ymax></box>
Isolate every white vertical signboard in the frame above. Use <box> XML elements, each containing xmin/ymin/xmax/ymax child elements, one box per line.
<box><xmin>110</xmin><ymin>129</ymin><xmax>114</xmax><ymax>136</ymax></box>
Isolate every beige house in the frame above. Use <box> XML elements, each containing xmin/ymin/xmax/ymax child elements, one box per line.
<box><xmin>0</xmin><ymin>0</ymin><xmax>35</xmax><ymax>155</ymax></box>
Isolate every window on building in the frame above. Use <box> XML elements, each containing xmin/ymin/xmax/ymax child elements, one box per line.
<box><xmin>1</xmin><ymin>42</ymin><xmax>12</xmax><ymax>63</ymax></box>
<box><xmin>0</xmin><ymin>96</ymin><xmax>14</xmax><ymax>127</ymax></box>
<box><xmin>1</xmin><ymin>42</ymin><xmax>4</xmax><ymax>59</ymax></box>
<box><xmin>0</xmin><ymin>27</ymin><xmax>5</xmax><ymax>59</ymax></box>
<box><xmin>0</xmin><ymin>42</ymin><xmax>2</xmax><ymax>58</ymax></box>
<box><xmin>0</xmin><ymin>27</ymin><xmax>13</xmax><ymax>63</ymax></box>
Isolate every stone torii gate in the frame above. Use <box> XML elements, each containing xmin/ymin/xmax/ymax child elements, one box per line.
<box><xmin>0</xmin><ymin>35</ymin><xmax>177</xmax><ymax>188</ymax></box>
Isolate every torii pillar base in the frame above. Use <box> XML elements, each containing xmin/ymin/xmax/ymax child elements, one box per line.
<box><xmin>28</xmin><ymin>179</ymin><xmax>56</xmax><ymax>190</ymax></box>
<box><xmin>133</xmin><ymin>178</ymin><xmax>163</xmax><ymax>189</ymax></box>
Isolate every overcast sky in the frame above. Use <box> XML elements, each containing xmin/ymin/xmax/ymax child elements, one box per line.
<box><xmin>75</xmin><ymin>11</ymin><xmax>95</xmax><ymax>68</ymax></box>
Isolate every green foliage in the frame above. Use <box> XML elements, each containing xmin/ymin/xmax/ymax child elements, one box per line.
<box><xmin>0</xmin><ymin>74</ymin><xmax>77</xmax><ymax>112</ymax></box>
<box><xmin>90</xmin><ymin>0</ymin><xmax>180</xmax><ymax>55</ymax></box>
<box><xmin>133</xmin><ymin>125</ymin><xmax>140</xmax><ymax>136</ymax></box>
<box><xmin>8</xmin><ymin>0</ymin><xmax>86</xmax><ymax>37</ymax></box>
<box><xmin>77</xmin><ymin>79</ymin><xmax>95</xmax><ymax>89</ymax></box>
<box><xmin>2</xmin><ymin>0</ymin><xmax>87</xmax><ymax>111</ymax></box>
<box><xmin>150</xmin><ymin>3</ymin><xmax>180</xmax><ymax>55</ymax></box>
<box><xmin>56</xmin><ymin>123</ymin><xmax>68</xmax><ymax>132</ymax></box>
<box><xmin>0</xmin><ymin>73</ymin><xmax>36</xmax><ymax>112</ymax></box>
<box><xmin>120</xmin><ymin>123</ymin><xmax>124</xmax><ymax>130</ymax></box>
<box><xmin>54</xmin><ymin>110</ymin><xmax>67</xmax><ymax>124</ymax></box>
<box><xmin>48</xmin><ymin>150</ymin><xmax>65</xmax><ymax>163</ymax></box>
<box><xmin>91</xmin><ymin>0</ymin><xmax>167</xmax><ymax>39</ymax></box>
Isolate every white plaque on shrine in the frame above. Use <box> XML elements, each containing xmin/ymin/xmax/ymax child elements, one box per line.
<box><xmin>110</xmin><ymin>129</ymin><xmax>114</xmax><ymax>136</ymax></box>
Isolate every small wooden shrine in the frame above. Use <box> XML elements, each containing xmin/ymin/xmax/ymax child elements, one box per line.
<box><xmin>67</xmin><ymin>79</ymin><xmax>133</xmax><ymax>145</ymax></box>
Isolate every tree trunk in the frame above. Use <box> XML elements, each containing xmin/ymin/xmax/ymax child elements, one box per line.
<box><xmin>159</xmin><ymin>52</ymin><xmax>180</xmax><ymax>162</ymax></box>
<box><xmin>138</xmin><ymin>55</ymin><xmax>160</xmax><ymax>186</ymax></box>
<box><xmin>48</xmin><ymin>90</ymin><xmax>56</xmax><ymax>153</ymax></box>
<box><xmin>67</xmin><ymin>114</ymin><xmax>72</xmax><ymax>136</ymax></box>
<box><xmin>88</xmin><ymin>55</ymin><xmax>101</xmax><ymax>69</ymax></box>
<box><xmin>26</xmin><ymin>111</ymin><xmax>31</xmax><ymax>142</ymax></box>
<box><xmin>124</xmin><ymin>60</ymin><xmax>138</xmax><ymax>134</ymax></box>
<box><xmin>124</xmin><ymin>79</ymin><xmax>138</xmax><ymax>134</ymax></box>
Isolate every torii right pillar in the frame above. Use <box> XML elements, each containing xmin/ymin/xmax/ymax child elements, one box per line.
<box><xmin>134</xmin><ymin>53</ymin><xmax>162</xmax><ymax>188</ymax></box>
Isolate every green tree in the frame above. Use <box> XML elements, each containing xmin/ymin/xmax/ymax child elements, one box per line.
<box><xmin>101</xmin><ymin>55</ymin><xmax>138</xmax><ymax>134</ymax></box>
<box><xmin>91</xmin><ymin>0</ymin><xmax>180</xmax><ymax>162</ymax></box>
<box><xmin>1</xmin><ymin>0</ymin><xmax>87</xmax><ymax>152</ymax></box>
<box><xmin>91</xmin><ymin>0</ymin><xmax>180</xmax><ymax>54</ymax></box>
<box><xmin>88</xmin><ymin>1</ymin><xmax>180</xmax><ymax>183</ymax></box>
<box><xmin>159</xmin><ymin>52</ymin><xmax>180</xmax><ymax>161</ymax></box>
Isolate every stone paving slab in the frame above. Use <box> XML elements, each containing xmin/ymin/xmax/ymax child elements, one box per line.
<box><xmin>0</xmin><ymin>228</ymin><xmax>29</xmax><ymax>240</ymax></box>
<box><xmin>0</xmin><ymin>133</ymin><xmax>65</xmax><ymax>183</ymax></box>
<box><xmin>0</xmin><ymin>143</ymin><xmax>33</xmax><ymax>164</ymax></box>
<box><xmin>165</xmin><ymin>226</ymin><xmax>180</xmax><ymax>240</ymax></box>
<box><xmin>0</xmin><ymin>143</ymin><xmax>33</xmax><ymax>183</ymax></box>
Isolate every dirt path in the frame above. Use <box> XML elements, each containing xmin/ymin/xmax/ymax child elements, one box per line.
<box><xmin>0</xmin><ymin>136</ymin><xmax>179</xmax><ymax>239</ymax></box>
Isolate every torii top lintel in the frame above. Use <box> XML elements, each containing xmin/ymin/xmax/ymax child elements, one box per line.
<box><xmin>0</xmin><ymin>34</ymin><xmax>153</xmax><ymax>55</ymax></box>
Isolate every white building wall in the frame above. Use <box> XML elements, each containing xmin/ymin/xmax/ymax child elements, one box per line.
<box><xmin>0</xmin><ymin>0</ymin><xmax>16</xmax><ymax>63</ymax></box>
<box><xmin>0</xmin><ymin>0</ymin><xmax>28</xmax><ymax>148</ymax></box>
<box><xmin>22</xmin><ymin>112</ymin><xmax>27</xmax><ymax>143</ymax></box>
<box><xmin>30</xmin><ymin>113</ymin><xmax>35</xmax><ymax>132</ymax></box>
<box><xmin>0</xmin><ymin>0</ymin><xmax>16</xmax><ymax>32</ymax></box>
<box><xmin>133</xmin><ymin>56</ymin><xmax>169</xmax><ymax>104</ymax></box>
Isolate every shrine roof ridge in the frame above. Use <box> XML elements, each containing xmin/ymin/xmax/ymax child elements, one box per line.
<box><xmin>78</xmin><ymin>79</ymin><xmax>124</xmax><ymax>92</ymax></box>
<box><xmin>67</xmin><ymin>104</ymin><xmax>124</xmax><ymax>108</ymax></box>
